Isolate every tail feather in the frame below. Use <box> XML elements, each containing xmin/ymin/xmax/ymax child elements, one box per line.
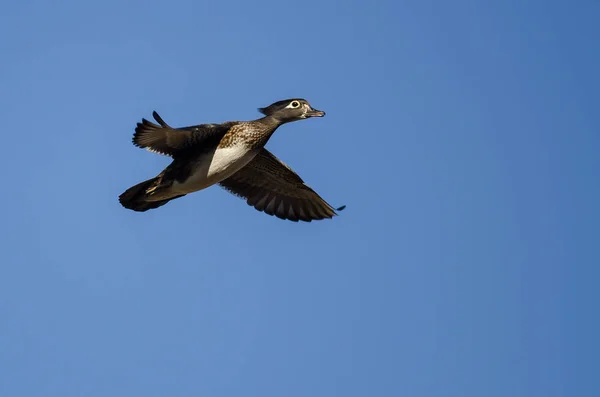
<box><xmin>119</xmin><ymin>178</ymin><xmax>185</xmax><ymax>212</ymax></box>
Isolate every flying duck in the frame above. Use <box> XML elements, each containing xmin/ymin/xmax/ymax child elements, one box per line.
<box><xmin>118</xmin><ymin>98</ymin><xmax>344</xmax><ymax>222</ymax></box>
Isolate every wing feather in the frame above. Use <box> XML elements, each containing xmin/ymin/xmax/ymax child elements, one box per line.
<box><xmin>219</xmin><ymin>149</ymin><xmax>342</xmax><ymax>222</ymax></box>
<box><xmin>132</xmin><ymin>111</ymin><xmax>231</xmax><ymax>157</ymax></box>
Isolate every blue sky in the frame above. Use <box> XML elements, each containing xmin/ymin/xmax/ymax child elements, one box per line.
<box><xmin>1</xmin><ymin>0</ymin><xmax>598</xmax><ymax>396</ymax></box>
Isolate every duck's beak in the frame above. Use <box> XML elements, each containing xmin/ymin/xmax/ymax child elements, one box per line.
<box><xmin>305</xmin><ymin>107</ymin><xmax>326</xmax><ymax>117</ymax></box>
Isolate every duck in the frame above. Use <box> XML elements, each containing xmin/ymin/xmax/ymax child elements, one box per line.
<box><xmin>118</xmin><ymin>98</ymin><xmax>345</xmax><ymax>222</ymax></box>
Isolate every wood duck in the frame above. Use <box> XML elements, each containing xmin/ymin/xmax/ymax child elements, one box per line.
<box><xmin>118</xmin><ymin>98</ymin><xmax>345</xmax><ymax>222</ymax></box>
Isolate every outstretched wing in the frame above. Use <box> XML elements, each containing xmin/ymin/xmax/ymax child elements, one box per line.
<box><xmin>219</xmin><ymin>149</ymin><xmax>342</xmax><ymax>222</ymax></box>
<box><xmin>133</xmin><ymin>111</ymin><xmax>232</xmax><ymax>157</ymax></box>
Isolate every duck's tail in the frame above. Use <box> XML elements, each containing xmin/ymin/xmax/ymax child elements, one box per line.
<box><xmin>118</xmin><ymin>178</ymin><xmax>185</xmax><ymax>212</ymax></box>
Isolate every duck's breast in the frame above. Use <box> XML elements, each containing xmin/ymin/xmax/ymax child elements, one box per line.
<box><xmin>173</xmin><ymin>144</ymin><xmax>257</xmax><ymax>193</ymax></box>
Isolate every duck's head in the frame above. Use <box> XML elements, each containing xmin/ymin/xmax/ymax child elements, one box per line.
<box><xmin>258</xmin><ymin>98</ymin><xmax>325</xmax><ymax>123</ymax></box>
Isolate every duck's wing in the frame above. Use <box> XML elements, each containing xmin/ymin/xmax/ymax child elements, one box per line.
<box><xmin>132</xmin><ymin>111</ymin><xmax>233</xmax><ymax>157</ymax></box>
<box><xmin>219</xmin><ymin>149</ymin><xmax>343</xmax><ymax>222</ymax></box>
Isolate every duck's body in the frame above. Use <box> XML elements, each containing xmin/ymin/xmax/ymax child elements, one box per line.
<box><xmin>173</xmin><ymin>144</ymin><xmax>256</xmax><ymax>196</ymax></box>
<box><xmin>140</xmin><ymin>121</ymin><xmax>269</xmax><ymax>201</ymax></box>
<box><xmin>119</xmin><ymin>99</ymin><xmax>344</xmax><ymax>222</ymax></box>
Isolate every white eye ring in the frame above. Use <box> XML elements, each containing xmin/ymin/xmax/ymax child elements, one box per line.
<box><xmin>290</xmin><ymin>101</ymin><xmax>300</xmax><ymax>108</ymax></box>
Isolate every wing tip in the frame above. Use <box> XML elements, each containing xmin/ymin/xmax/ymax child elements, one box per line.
<box><xmin>152</xmin><ymin>110</ymin><xmax>170</xmax><ymax>128</ymax></box>
<box><xmin>130</xmin><ymin>111</ymin><xmax>175</xmax><ymax>156</ymax></box>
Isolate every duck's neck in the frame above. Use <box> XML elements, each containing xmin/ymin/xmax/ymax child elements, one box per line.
<box><xmin>257</xmin><ymin>115</ymin><xmax>285</xmax><ymax>130</ymax></box>
<box><xmin>248</xmin><ymin>115</ymin><xmax>285</xmax><ymax>148</ymax></box>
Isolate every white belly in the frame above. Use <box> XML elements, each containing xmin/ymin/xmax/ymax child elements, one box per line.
<box><xmin>173</xmin><ymin>145</ymin><xmax>256</xmax><ymax>194</ymax></box>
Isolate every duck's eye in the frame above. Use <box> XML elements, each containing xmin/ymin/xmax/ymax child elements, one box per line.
<box><xmin>290</xmin><ymin>101</ymin><xmax>300</xmax><ymax>108</ymax></box>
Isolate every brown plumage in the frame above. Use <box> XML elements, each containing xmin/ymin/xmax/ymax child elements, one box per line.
<box><xmin>119</xmin><ymin>99</ymin><xmax>344</xmax><ymax>222</ymax></box>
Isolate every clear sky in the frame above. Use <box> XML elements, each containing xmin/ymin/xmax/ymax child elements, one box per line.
<box><xmin>1</xmin><ymin>1</ymin><xmax>598</xmax><ymax>396</ymax></box>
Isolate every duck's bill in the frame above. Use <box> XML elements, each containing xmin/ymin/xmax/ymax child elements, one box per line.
<box><xmin>305</xmin><ymin>109</ymin><xmax>326</xmax><ymax>117</ymax></box>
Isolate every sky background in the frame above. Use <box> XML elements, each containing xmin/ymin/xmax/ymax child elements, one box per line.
<box><xmin>1</xmin><ymin>0</ymin><xmax>598</xmax><ymax>396</ymax></box>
